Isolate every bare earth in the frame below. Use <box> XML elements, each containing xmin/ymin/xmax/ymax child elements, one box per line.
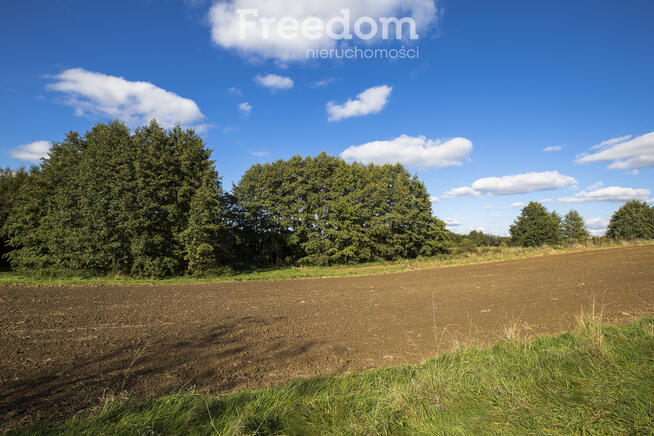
<box><xmin>1</xmin><ymin>245</ymin><xmax>653</xmax><ymax>431</ymax></box>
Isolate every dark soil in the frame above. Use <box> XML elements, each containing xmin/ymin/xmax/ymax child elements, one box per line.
<box><xmin>1</xmin><ymin>246</ymin><xmax>653</xmax><ymax>431</ymax></box>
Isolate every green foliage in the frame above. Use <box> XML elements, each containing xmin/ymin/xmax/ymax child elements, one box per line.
<box><xmin>16</xmin><ymin>318</ymin><xmax>654</xmax><ymax>435</ymax></box>
<box><xmin>232</xmin><ymin>152</ymin><xmax>450</xmax><ymax>265</ymax></box>
<box><xmin>510</xmin><ymin>202</ymin><xmax>562</xmax><ymax>247</ymax></box>
<box><xmin>606</xmin><ymin>200</ymin><xmax>654</xmax><ymax>240</ymax></box>
<box><xmin>452</xmin><ymin>230</ymin><xmax>510</xmax><ymax>248</ymax></box>
<box><xmin>0</xmin><ymin>167</ymin><xmax>30</xmax><ymax>267</ymax></box>
<box><xmin>180</xmin><ymin>175</ymin><xmax>229</xmax><ymax>273</ymax></box>
<box><xmin>4</xmin><ymin>121</ymin><xmax>225</xmax><ymax>277</ymax></box>
<box><xmin>561</xmin><ymin>209</ymin><xmax>590</xmax><ymax>242</ymax></box>
<box><xmin>2</xmin><ymin>122</ymin><xmax>452</xmax><ymax>275</ymax></box>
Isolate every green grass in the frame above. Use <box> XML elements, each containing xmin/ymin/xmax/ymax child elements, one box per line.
<box><xmin>1</xmin><ymin>240</ymin><xmax>652</xmax><ymax>286</ymax></box>
<box><xmin>13</xmin><ymin>316</ymin><xmax>654</xmax><ymax>435</ymax></box>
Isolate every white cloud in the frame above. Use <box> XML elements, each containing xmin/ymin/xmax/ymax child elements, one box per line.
<box><xmin>254</xmin><ymin>73</ymin><xmax>294</xmax><ymax>90</ymax></box>
<box><xmin>429</xmin><ymin>196</ymin><xmax>439</xmax><ymax>203</ymax></box>
<box><xmin>327</xmin><ymin>85</ymin><xmax>392</xmax><ymax>121</ymax></box>
<box><xmin>47</xmin><ymin>68</ymin><xmax>205</xmax><ymax>129</ymax></box>
<box><xmin>227</xmin><ymin>87</ymin><xmax>243</xmax><ymax>95</ymax></box>
<box><xmin>586</xmin><ymin>217</ymin><xmax>610</xmax><ymax>236</ymax></box>
<box><xmin>444</xmin><ymin>218</ymin><xmax>462</xmax><ymax>227</ymax></box>
<box><xmin>444</xmin><ymin>186</ymin><xmax>482</xmax><ymax>198</ymax></box>
<box><xmin>540</xmin><ymin>198</ymin><xmax>553</xmax><ymax>204</ymax></box>
<box><xmin>209</xmin><ymin>0</ymin><xmax>439</xmax><ymax>61</ymax></box>
<box><xmin>510</xmin><ymin>202</ymin><xmax>524</xmax><ymax>208</ymax></box>
<box><xmin>576</xmin><ymin>131</ymin><xmax>654</xmax><ymax>170</ymax></box>
<box><xmin>313</xmin><ymin>78</ymin><xmax>337</xmax><ymax>87</ymax></box>
<box><xmin>11</xmin><ymin>140</ymin><xmax>50</xmax><ymax>162</ymax></box>
<box><xmin>341</xmin><ymin>134</ymin><xmax>472</xmax><ymax>168</ymax></box>
<box><xmin>239</xmin><ymin>102</ymin><xmax>252</xmax><ymax>115</ymax></box>
<box><xmin>544</xmin><ymin>145</ymin><xmax>564</xmax><ymax>152</ymax></box>
<box><xmin>445</xmin><ymin>171</ymin><xmax>577</xmax><ymax>198</ymax></box>
<box><xmin>558</xmin><ymin>186</ymin><xmax>651</xmax><ymax>203</ymax></box>
<box><xmin>589</xmin><ymin>135</ymin><xmax>632</xmax><ymax>151</ymax></box>
<box><xmin>586</xmin><ymin>218</ymin><xmax>610</xmax><ymax>230</ymax></box>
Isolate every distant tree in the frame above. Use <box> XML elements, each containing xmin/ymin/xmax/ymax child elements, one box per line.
<box><xmin>606</xmin><ymin>200</ymin><xmax>654</xmax><ymax>240</ymax></box>
<box><xmin>467</xmin><ymin>230</ymin><xmax>486</xmax><ymax>247</ymax></box>
<box><xmin>561</xmin><ymin>210</ymin><xmax>590</xmax><ymax>242</ymax></box>
<box><xmin>509</xmin><ymin>202</ymin><xmax>562</xmax><ymax>247</ymax></box>
<box><xmin>466</xmin><ymin>230</ymin><xmax>508</xmax><ymax>247</ymax></box>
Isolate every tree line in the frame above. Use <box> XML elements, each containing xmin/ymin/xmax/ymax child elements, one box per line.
<box><xmin>509</xmin><ymin>201</ymin><xmax>654</xmax><ymax>247</ymax></box>
<box><xmin>1</xmin><ymin>121</ymin><xmax>652</xmax><ymax>277</ymax></box>
<box><xmin>0</xmin><ymin>121</ymin><xmax>448</xmax><ymax>276</ymax></box>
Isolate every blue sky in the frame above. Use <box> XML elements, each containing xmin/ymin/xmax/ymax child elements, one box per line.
<box><xmin>2</xmin><ymin>0</ymin><xmax>653</xmax><ymax>235</ymax></box>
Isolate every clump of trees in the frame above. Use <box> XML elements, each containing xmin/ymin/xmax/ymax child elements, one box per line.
<box><xmin>606</xmin><ymin>200</ymin><xmax>654</xmax><ymax>240</ymax></box>
<box><xmin>1</xmin><ymin>121</ymin><xmax>449</xmax><ymax>276</ymax></box>
<box><xmin>448</xmin><ymin>230</ymin><xmax>510</xmax><ymax>252</ymax></box>
<box><xmin>510</xmin><ymin>202</ymin><xmax>565</xmax><ymax>247</ymax></box>
<box><xmin>3</xmin><ymin>121</ymin><xmax>228</xmax><ymax>277</ymax></box>
<box><xmin>509</xmin><ymin>203</ymin><xmax>593</xmax><ymax>247</ymax></box>
<box><xmin>510</xmin><ymin>199</ymin><xmax>654</xmax><ymax>247</ymax></box>
<box><xmin>232</xmin><ymin>153</ymin><xmax>449</xmax><ymax>265</ymax></box>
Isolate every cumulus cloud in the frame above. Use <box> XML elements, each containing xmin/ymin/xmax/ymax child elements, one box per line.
<box><xmin>429</xmin><ymin>196</ymin><xmax>439</xmax><ymax>203</ymax></box>
<box><xmin>11</xmin><ymin>140</ymin><xmax>51</xmax><ymax>162</ymax></box>
<box><xmin>327</xmin><ymin>85</ymin><xmax>392</xmax><ymax>121</ymax></box>
<box><xmin>341</xmin><ymin>134</ymin><xmax>472</xmax><ymax>168</ymax></box>
<box><xmin>445</xmin><ymin>171</ymin><xmax>577</xmax><ymax>198</ymax></box>
<box><xmin>47</xmin><ymin>68</ymin><xmax>205</xmax><ymax>129</ymax></box>
<box><xmin>239</xmin><ymin>102</ymin><xmax>252</xmax><ymax>115</ymax></box>
<box><xmin>254</xmin><ymin>73</ymin><xmax>294</xmax><ymax>90</ymax></box>
<box><xmin>575</xmin><ymin>131</ymin><xmax>654</xmax><ymax>170</ymax></box>
<box><xmin>544</xmin><ymin>145</ymin><xmax>564</xmax><ymax>152</ymax></box>
<box><xmin>558</xmin><ymin>186</ymin><xmax>651</xmax><ymax>203</ymax></box>
<box><xmin>510</xmin><ymin>202</ymin><xmax>524</xmax><ymax>208</ymax></box>
<box><xmin>209</xmin><ymin>0</ymin><xmax>439</xmax><ymax>61</ymax></box>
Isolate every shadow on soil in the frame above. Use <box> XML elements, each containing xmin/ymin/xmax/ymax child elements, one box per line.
<box><xmin>0</xmin><ymin>314</ymin><xmax>322</xmax><ymax>431</ymax></box>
